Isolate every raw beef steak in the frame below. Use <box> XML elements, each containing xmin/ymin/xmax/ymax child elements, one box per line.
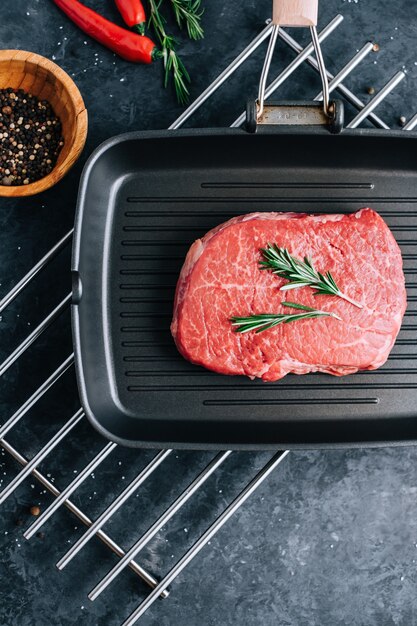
<box><xmin>171</xmin><ymin>209</ymin><xmax>406</xmax><ymax>381</ymax></box>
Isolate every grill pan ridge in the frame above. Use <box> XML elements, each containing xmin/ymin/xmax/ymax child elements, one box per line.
<box><xmin>72</xmin><ymin>126</ymin><xmax>417</xmax><ymax>448</ymax></box>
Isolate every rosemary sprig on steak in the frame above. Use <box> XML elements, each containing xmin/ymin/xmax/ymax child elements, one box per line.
<box><xmin>231</xmin><ymin>301</ymin><xmax>341</xmax><ymax>334</ymax></box>
<box><xmin>259</xmin><ymin>244</ymin><xmax>363</xmax><ymax>309</ymax></box>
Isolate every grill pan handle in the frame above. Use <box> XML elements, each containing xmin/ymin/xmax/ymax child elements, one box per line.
<box><xmin>250</xmin><ymin>0</ymin><xmax>343</xmax><ymax>134</ymax></box>
<box><xmin>272</xmin><ymin>0</ymin><xmax>318</xmax><ymax>27</ymax></box>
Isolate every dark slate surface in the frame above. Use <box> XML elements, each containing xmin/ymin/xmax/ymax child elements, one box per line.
<box><xmin>1</xmin><ymin>1</ymin><xmax>417</xmax><ymax>625</ymax></box>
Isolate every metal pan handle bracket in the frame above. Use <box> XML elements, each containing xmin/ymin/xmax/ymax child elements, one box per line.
<box><xmin>249</xmin><ymin>0</ymin><xmax>343</xmax><ymax>134</ymax></box>
<box><xmin>246</xmin><ymin>99</ymin><xmax>344</xmax><ymax>134</ymax></box>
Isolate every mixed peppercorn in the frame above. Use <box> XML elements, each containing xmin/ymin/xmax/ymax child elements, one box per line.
<box><xmin>0</xmin><ymin>88</ymin><xmax>64</xmax><ymax>186</ymax></box>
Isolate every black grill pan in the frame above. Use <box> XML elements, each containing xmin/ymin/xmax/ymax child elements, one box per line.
<box><xmin>72</xmin><ymin>126</ymin><xmax>417</xmax><ymax>448</ymax></box>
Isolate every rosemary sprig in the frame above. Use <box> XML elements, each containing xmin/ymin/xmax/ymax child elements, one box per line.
<box><xmin>231</xmin><ymin>301</ymin><xmax>341</xmax><ymax>334</ymax></box>
<box><xmin>259</xmin><ymin>244</ymin><xmax>363</xmax><ymax>309</ymax></box>
<box><xmin>147</xmin><ymin>0</ymin><xmax>190</xmax><ymax>104</ymax></box>
<box><xmin>171</xmin><ymin>0</ymin><xmax>204</xmax><ymax>40</ymax></box>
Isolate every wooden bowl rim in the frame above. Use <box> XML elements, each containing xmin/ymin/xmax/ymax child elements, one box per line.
<box><xmin>0</xmin><ymin>50</ymin><xmax>88</xmax><ymax>197</ymax></box>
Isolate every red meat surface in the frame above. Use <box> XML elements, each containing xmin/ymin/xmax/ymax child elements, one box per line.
<box><xmin>171</xmin><ymin>209</ymin><xmax>406</xmax><ymax>382</ymax></box>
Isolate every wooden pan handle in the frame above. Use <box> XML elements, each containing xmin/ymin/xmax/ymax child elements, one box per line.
<box><xmin>272</xmin><ymin>0</ymin><xmax>318</xmax><ymax>26</ymax></box>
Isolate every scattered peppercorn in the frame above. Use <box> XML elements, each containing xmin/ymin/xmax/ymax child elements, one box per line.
<box><xmin>399</xmin><ymin>115</ymin><xmax>407</xmax><ymax>127</ymax></box>
<box><xmin>367</xmin><ymin>86</ymin><xmax>375</xmax><ymax>95</ymax></box>
<box><xmin>29</xmin><ymin>505</ymin><xmax>41</xmax><ymax>516</ymax></box>
<box><xmin>36</xmin><ymin>531</ymin><xmax>45</xmax><ymax>540</ymax></box>
<box><xmin>0</xmin><ymin>88</ymin><xmax>64</xmax><ymax>186</ymax></box>
<box><xmin>372</xmin><ymin>43</ymin><xmax>380</xmax><ymax>52</ymax></box>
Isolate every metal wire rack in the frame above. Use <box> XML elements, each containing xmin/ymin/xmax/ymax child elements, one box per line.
<box><xmin>1</xmin><ymin>13</ymin><xmax>416</xmax><ymax>626</ymax></box>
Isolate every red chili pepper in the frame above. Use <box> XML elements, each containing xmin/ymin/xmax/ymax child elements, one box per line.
<box><xmin>52</xmin><ymin>0</ymin><xmax>159</xmax><ymax>63</ymax></box>
<box><xmin>115</xmin><ymin>0</ymin><xmax>146</xmax><ymax>35</ymax></box>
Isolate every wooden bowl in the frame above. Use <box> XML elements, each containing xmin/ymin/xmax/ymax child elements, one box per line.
<box><xmin>0</xmin><ymin>50</ymin><xmax>88</xmax><ymax>197</ymax></box>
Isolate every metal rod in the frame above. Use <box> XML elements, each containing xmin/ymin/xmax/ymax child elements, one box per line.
<box><xmin>0</xmin><ymin>293</ymin><xmax>71</xmax><ymax>378</ymax></box>
<box><xmin>257</xmin><ymin>24</ymin><xmax>280</xmax><ymax>119</ymax></box>
<box><xmin>169</xmin><ymin>22</ymin><xmax>273</xmax><ymax>129</ymax></box>
<box><xmin>310</xmin><ymin>26</ymin><xmax>330</xmax><ymax>114</ymax></box>
<box><xmin>0</xmin><ymin>229</ymin><xmax>73</xmax><ymax>314</ymax></box>
<box><xmin>0</xmin><ymin>355</ymin><xmax>74</xmax><ymax>440</ymax></box>
<box><xmin>56</xmin><ymin>449</ymin><xmax>173</xmax><ymax>569</ymax></box>
<box><xmin>120</xmin><ymin>451</ymin><xmax>289</xmax><ymax>625</ymax></box>
<box><xmin>0</xmin><ymin>409</ymin><xmax>84</xmax><ymax>504</ymax></box>
<box><xmin>231</xmin><ymin>14</ymin><xmax>344</xmax><ymax>127</ymax></box>
<box><xmin>24</xmin><ymin>441</ymin><xmax>118</xmax><ymax>539</ymax></box>
<box><xmin>278</xmin><ymin>27</ymin><xmax>389</xmax><ymax>128</ymax></box>
<box><xmin>347</xmin><ymin>71</ymin><xmax>406</xmax><ymax>128</ymax></box>
<box><xmin>0</xmin><ymin>435</ymin><xmax>169</xmax><ymax>598</ymax></box>
<box><xmin>88</xmin><ymin>451</ymin><xmax>232</xmax><ymax>600</ymax></box>
<box><xmin>403</xmin><ymin>112</ymin><xmax>417</xmax><ymax>131</ymax></box>
<box><xmin>314</xmin><ymin>42</ymin><xmax>374</xmax><ymax>101</ymax></box>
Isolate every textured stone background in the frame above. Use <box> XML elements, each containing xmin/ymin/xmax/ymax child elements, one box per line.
<box><xmin>1</xmin><ymin>1</ymin><xmax>417</xmax><ymax>625</ymax></box>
